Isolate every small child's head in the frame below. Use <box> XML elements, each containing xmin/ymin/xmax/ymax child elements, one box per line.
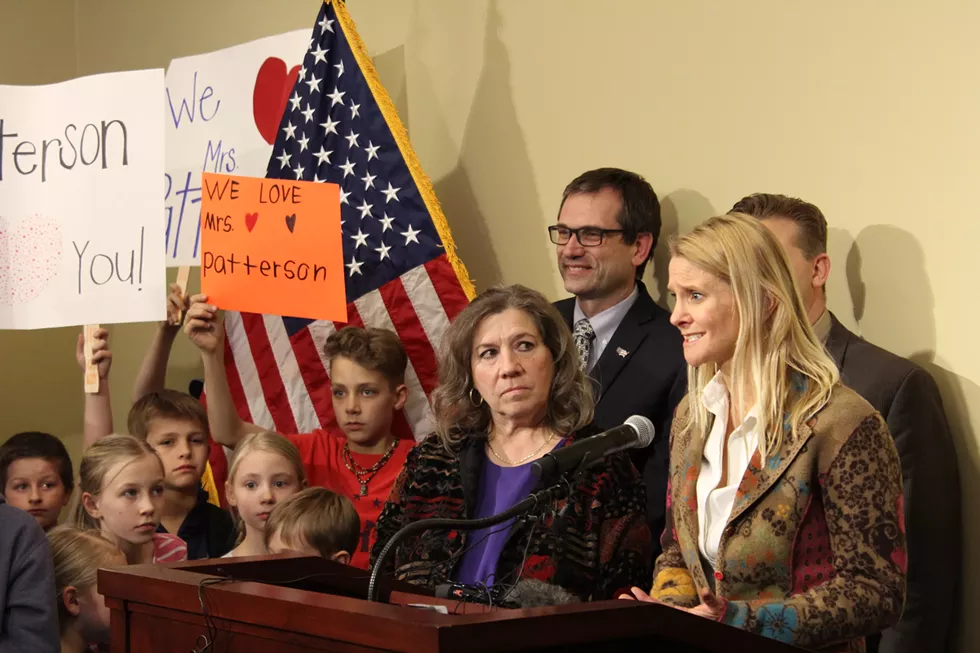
<box><xmin>0</xmin><ymin>431</ymin><xmax>74</xmax><ymax>531</ymax></box>
<box><xmin>47</xmin><ymin>526</ymin><xmax>125</xmax><ymax>646</ymax></box>
<box><xmin>324</xmin><ymin>327</ymin><xmax>409</xmax><ymax>448</ymax></box>
<box><xmin>69</xmin><ymin>435</ymin><xmax>165</xmax><ymax>547</ymax></box>
<box><xmin>264</xmin><ymin>487</ymin><xmax>360</xmax><ymax>564</ymax></box>
<box><xmin>225</xmin><ymin>431</ymin><xmax>306</xmax><ymax>544</ymax></box>
<box><xmin>128</xmin><ymin>390</ymin><xmax>210</xmax><ymax>491</ymax></box>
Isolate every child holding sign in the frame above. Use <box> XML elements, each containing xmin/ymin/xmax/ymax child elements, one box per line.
<box><xmin>80</xmin><ymin>289</ymin><xmax>234</xmax><ymax>560</ymax></box>
<box><xmin>184</xmin><ymin>296</ymin><xmax>414</xmax><ymax>569</ymax></box>
<box><xmin>127</xmin><ymin>391</ymin><xmax>235</xmax><ymax>559</ymax></box>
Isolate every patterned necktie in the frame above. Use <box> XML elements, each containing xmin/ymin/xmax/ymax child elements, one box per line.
<box><xmin>573</xmin><ymin>318</ymin><xmax>596</xmax><ymax>370</ymax></box>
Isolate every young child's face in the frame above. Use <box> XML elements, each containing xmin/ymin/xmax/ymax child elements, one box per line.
<box><xmin>266</xmin><ymin>528</ymin><xmax>319</xmax><ymax>557</ymax></box>
<box><xmin>76</xmin><ymin>552</ymin><xmax>124</xmax><ymax>645</ymax></box>
<box><xmin>3</xmin><ymin>457</ymin><xmax>70</xmax><ymax>530</ymax></box>
<box><xmin>85</xmin><ymin>454</ymin><xmax>165</xmax><ymax>546</ymax></box>
<box><xmin>267</xmin><ymin>527</ymin><xmax>349</xmax><ymax>564</ymax></box>
<box><xmin>329</xmin><ymin>357</ymin><xmax>407</xmax><ymax>448</ymax></box>
<box><xmin>144</xmin><ymin>418</ymin><xmax>210</xmax><ymax>491</ymax></box>
<box><xmin>226</xmin><ymin>451</ymin><xmax>302</xmax><ymax>535</ymax></box>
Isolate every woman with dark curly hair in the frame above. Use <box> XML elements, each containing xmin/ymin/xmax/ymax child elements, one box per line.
<box><xmin>371</xmin><ymin>284</ymin><xmax>652</xmax><ymax>600</ymax></box>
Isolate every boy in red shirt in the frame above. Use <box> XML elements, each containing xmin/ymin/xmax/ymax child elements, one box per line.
<box><xmin>185</xmin><ymin>294</ymin><xmax>414</xmax><ymax>569</ymax></box>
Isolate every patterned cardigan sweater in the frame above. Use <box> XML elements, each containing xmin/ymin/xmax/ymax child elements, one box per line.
<box><xmin>651</xmin><ymin>383</ymin><xmax>907</xmax><ymax>652</ymax></box>
<box><xmin>370</xmin><ymin>432</ymin><xmax>653</xmax><ymax>600</ymax></box>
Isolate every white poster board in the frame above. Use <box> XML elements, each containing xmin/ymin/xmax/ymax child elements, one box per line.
<box><xmin>164</xmin><ymin>30</ymin><xmax>308</xmax><ymax>266</ymax></box>
<box><xmin>0</xmin><ymin>69</ymin><xmax>166</xmax><ymax>330</ymax></box>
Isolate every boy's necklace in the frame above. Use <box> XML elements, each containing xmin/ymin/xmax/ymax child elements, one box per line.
<box><xmin>343</xmin><ymin>438</ymin><xmax>399</xmax><ymax>497</ymax></box>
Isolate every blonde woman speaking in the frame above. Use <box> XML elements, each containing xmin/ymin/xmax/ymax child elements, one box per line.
<box><xmin>626</xmin><ymin>214</ymin><xmax>906</xmax><ymax>653</ymax></box>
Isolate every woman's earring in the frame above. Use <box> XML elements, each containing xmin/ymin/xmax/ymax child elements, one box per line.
<box><xmin>469</xmin><ymin>387</ymin><xmax>484</xmax><ymax>407</ymax></box>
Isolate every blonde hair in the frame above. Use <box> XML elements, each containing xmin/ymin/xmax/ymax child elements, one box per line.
<box><xmin>669</xmin><ymin>213</ymin><xmax>839</xmax><ymax>460</ymax></box>
<box><xmin>263</xmin><ymin>487</ymin><xmax>360</xmax><ymax>558</ymax></box>
<box><xmin>68</xmin><ymin>435</ymin><xmax>160</xmax><ymax>530</ymax></box>
<box><xmin>225</xmin><ymin>431</ymin><xmax>307</xmax><ymax>545</ymax></box>
<box><xmin>47</xmin><ymin>526</ymin><xmax>124</xmax><ymax>631</ymax></box>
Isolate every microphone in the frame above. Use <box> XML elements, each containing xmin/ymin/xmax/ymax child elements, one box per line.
<box><xmin>506</xmin><ymin>579</ymin><xmax>582</xmax><ymax>607</ymax></box>
<box><xmin>531</xmin><ymin>415</ymin><xmax>655</xmax><ymax>484</ymax></box>
<box><xmin>433</xmin><ymin>579</ymin><xmax>582</xmax><ymax>608</ymax></box>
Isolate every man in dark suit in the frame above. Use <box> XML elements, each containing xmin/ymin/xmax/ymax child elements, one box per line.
<box><xmin>735</xmin><ymin>193</ymin><xmax>961</xmax><ymax>653</ymax></box>
<box><xmin>549</xmin><ymin>168</ymin><xmax>686</xmax><ymax>556</ymax></box>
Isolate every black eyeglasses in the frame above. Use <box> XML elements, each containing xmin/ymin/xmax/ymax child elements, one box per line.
<box><xmin>548</xmin><ymin>225</ymin><xmax>625</xmax><ymax>247</ymax></box>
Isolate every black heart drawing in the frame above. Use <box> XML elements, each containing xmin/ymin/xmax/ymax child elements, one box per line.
<box><xmin>285</xmin><ymin>213</ymin><xmax>297</xmax><ymax>233</ymax></box>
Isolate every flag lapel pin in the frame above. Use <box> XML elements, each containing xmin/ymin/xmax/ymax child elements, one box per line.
<box><xmin>616</xmin><ymin>347</ymin><xmax>628</xmax><ymax>358</ymax></box>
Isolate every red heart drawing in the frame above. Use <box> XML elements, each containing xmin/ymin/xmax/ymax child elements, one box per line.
<box><xmin>245</xmin><ymin>212</ymin><xmax>259</xmax><ymax>232</ymax></box>
<box><xmin>0</xmin><ymin>215</ymin><xmax>62</xmax><ymax>305</ymax></box>
<box><xmin>253</xmin><ymin>58</ymin><xmax>301</xmax><ymax>145</ymax></box>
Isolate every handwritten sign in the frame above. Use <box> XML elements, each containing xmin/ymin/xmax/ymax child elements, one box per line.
<box><xmin>165</xmin><ymin>30</ymin><xmax>308</xmax><ymax>266</ymax></box>
<box><xmin>200</xmin><ymin>173</ymin><xmax>346</xmax><ymax>322</ymax></box>
<box><xmin>0</xmin><ymin>70</ymin><xmax>165</xmax><ymax>329</ymax></box>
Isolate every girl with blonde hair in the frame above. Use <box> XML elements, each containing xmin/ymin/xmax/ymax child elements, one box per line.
<box><xmin>626</xmin><ymin>214</ymin><xmax>906</xmax><ymax>652</ymax></box>
<box><xmin>69</xmin><ymin>434</ymin><xmax>186</xmax><ymax>564</ymax></box>
<box><xmin>223</xmin><ymin>431</ymin><xmax>307</xmax><ymax>558</ymax></box>
<box><xmin>47</xmin><ymin>526</ymin><xmax>125</xmax><ymax>653</ymax></box>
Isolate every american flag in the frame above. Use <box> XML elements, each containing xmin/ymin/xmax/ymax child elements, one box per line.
<box><xmin>209</xmin><ymin>0</ymin><xmax>474</xmax><ymax>499</ymax></box>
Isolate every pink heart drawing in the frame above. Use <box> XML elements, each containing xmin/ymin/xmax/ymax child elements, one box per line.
<box><xmin>0</xmin><ymin>215</ymin><xmax>63</xmax><ymax>305</ymax></box>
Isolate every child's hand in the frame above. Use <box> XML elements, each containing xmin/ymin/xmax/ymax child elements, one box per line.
<box><xmin>184</xmin><ymin>294</ymin><xmax>224</xmax><ymax>355</ymax></box>
<box><xmin>76</xmin><ymin>328</ymin><xmax>112</xmax><ymax>380</ymax></box>
<box><xmin>164</xmin><ymin>282</ymin><xmax>189</xmax><ymax>328</ymax></box>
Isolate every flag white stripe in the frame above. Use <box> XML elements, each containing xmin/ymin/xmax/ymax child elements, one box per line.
<box><xmin>354</xmin><ymin>290</ymin><xmax>436</xmax><ymax>440</ymax></box>
<box><xmin>401</xmin><ymin>266</ymin><xmax>451</xmax><ymax>358</ymax></box>
<box><xmin>263</xmin><ymin>314</ymin><xmax>320</xmax><ymax>433</ymax></box>
<box><xmin>306</xmin><ymin>320</ymin><xmax>338</xmax><ymax>381</ymax></box>
<box><xmin>225</xmin><ymin>312</ymin><xmax>275</xmax><ymax>429</ymax></box>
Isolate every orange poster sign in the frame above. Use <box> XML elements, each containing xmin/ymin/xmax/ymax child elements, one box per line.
<box><xmin>199</xmin><ymin>172</ymin><xmax>346</xmax><ymax>322</ymax></box>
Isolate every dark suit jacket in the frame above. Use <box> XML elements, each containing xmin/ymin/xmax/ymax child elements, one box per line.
<box><xmin>826</xmin><ymin>313</ymin><xmax>960</xmax><ymax>653</ymax></box>
<box><xmin>555</xmin><ymin>282</ymin><xmax>687</xmax><ymax>557</ymax></box>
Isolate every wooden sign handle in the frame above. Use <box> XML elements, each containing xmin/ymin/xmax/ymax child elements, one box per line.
<box><xmin>83</xmin><ymin>324</ymin><xmax>100</xmax><ymax>394</ymax></box>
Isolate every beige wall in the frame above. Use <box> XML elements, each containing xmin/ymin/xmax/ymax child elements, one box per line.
<box><xmin>3</xmin><ymin>0</ymin><xmax>977</xmax><ymax>648</ymax></box>
<box><xmin>0</xmin><ymin>0</ymin><xmax>84</xmax><ymax>464</ymax></box>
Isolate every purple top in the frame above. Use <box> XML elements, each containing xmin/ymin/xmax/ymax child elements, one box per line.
<box><xmin>455</xmin><ymin>441</ymin><xmax>565</xmax><ymax>587</ymax></box>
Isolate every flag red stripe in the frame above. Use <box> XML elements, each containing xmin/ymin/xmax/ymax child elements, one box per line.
<box><xmin>380</xmin><ymin>278</ymin><xmax>438</xmax><ymax>396</ymax></box>
<box><xmin>289</xmin><ymin>326</ymin><xmax>336</xmax><ymax>435</ymax></box>
<box><xmin>341</xmin><ymin>302</ymin><xmax>364</xmax><ymax>329</ymax></box>
<box><xmin>242</xmin><ymin>312</ymin><xmax>299</xmax><ymax>434</ymax></box>
<box><xmin>425</xmin><ymin>255</ymin><xmax>471</xmax><ymax>320</ymax></box>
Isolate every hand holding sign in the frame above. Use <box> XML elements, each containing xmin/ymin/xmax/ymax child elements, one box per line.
<box><xmin>199</xmin><ymin>172</ymin><xmax>345</xmax><ymax>322</ymax></box>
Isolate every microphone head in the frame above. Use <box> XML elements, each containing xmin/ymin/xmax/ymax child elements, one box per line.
<box><xmin>507</xmin><ymin>579</ymin><xmax>582</xmax><ymax>607</ymax></box>
<box><xmin>625</xmin><ymin>415</ymin><xmax>655</xmax><ymax>448</ymax></box>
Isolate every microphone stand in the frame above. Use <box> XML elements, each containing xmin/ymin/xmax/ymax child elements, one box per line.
<box><xmin>366</xmin><ymin>481</ymin><xmax>568</xmax><ymax>603</ymax></box>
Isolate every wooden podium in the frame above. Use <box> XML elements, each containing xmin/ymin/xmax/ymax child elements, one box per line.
<box><xmin>99</xmin><ymin>555</ymin><xmax>805</xmax><ymax>652</ymax></box>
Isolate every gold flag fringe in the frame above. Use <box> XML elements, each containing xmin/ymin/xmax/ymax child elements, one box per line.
<box><xmin>328</xmin><ymin>0</ymin><xmax>476</xmax><ymax>300</ymax></box>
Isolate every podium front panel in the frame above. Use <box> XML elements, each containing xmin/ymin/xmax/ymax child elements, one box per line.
<box><xmin>99</xmin><ymin>556</ymin><xmax>806</xmax><ymax>653</ymax></box>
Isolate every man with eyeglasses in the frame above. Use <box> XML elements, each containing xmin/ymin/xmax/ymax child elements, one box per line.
<box><xmin>551</xmin><ymin>167</ymin><xmax>685</xmax><ymax>554</ymax></box>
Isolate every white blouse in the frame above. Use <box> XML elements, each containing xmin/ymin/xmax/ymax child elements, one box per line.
<box><xmin>696</xmin><ymin>373</ymin><xmax>761</xmax><ymax>569</ymax></box>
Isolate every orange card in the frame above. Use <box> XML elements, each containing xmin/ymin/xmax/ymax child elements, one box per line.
<box><xmin>199</xmin><ymin>173</ymin><xmax>346</xmax><ymax>322</ymax></box>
